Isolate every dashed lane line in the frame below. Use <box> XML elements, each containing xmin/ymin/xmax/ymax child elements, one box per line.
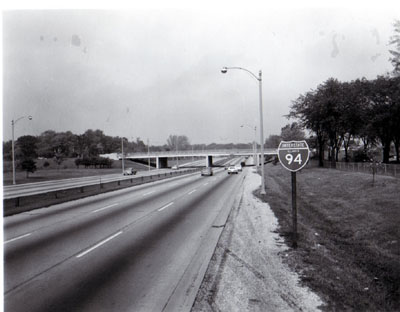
<box><xmin>76</xmin><ymin>231</ymin><xmax>123</xmax><ymax>258</ymax></box>
<box><xmin>158</xmin><ymin>202</ymin><xmax>174</xmax><ymax>212</ymax></box>
<box><xmin>187</xmin><ymin>189</ymin><xmax>197</xmax><ymax>195</ymax></box>
<box><xmin>92</xmin><ymin>203</ymin><xmax>119</xmax><ymax>213</ymax></box>
<box><xmin>4</xmin><ymin>233</ymin><xmax>32</xmax><ymax>245</ymax></box>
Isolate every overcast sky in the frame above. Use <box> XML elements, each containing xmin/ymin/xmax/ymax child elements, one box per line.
<box><xmin>2</xmin><ymin>3</ymin><xmax>399</xmax><ymax>145</ymax></box>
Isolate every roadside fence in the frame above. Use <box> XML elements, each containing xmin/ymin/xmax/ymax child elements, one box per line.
<box><xmin>306</xmin><ymin>159</ymin><xmax>399</xmax><ymax>178</ymax></box>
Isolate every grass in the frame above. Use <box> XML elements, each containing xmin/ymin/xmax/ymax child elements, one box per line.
<box><xmin>256</xmin><ymin>162</ymin><xmax>400</xmax><ymax>311</ymax></box>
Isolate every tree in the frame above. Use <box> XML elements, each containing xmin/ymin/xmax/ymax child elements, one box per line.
<box><xmin>265</xmin><ymin>134</ymin><xmax>281</xmax><ymax>148</ymax></box>
<box><xmin>53</xmin><ymin>149</ymin><xmax>64</xmax><ymax>170</ymax></box>
<box><xmin>316</xmin><ymin>78</ymin><xmax>343</xmax><ymax>165</ymax></box>
<box><xmin>366</xmin><ymin>76</ymin><xmax>396</xmax><ymax>163</ymax></box>
<box><xmin>37</xmin><ymin>130</ymin><xmax>57</xmax><ymax>158</ymax></box>
<box><xmin>20</xmin><ymin>159</ymin><xmax>37</xmax><ymax>178</ymax></box>
<box><xmin>391</xmin><ymin>77</ymin><xmax>400</xmax><ymax>162</ymax></box>
<box><xmin>337</xmin><ymin>80</ymin><xmax>367</xmax><ymax>162</ymax></box>
<box><xmin>280</xmin><ymin>122</ymin><xmax>305</xmax><ymax>141</ymax></box>
<box><xmin>135</xmin><ymin>137</ymin><xmax>147</xmax><ymax>152</ymax></box>
<box><xmin>16</xmin><ymin>135</ymin><xmax>38</xmax><ymax>177</ymax></box>
<box><xmin>290</xmin><ymin>89</ymin><xmax>327</xmax><ymax>167</ymax></box>
<box><xmin>3</xmin><ymin>140</ymin><xmax>12</xmax><ymax>161</ymax></box>
<box><xmin>16</xmin><ymin>135</ymin><xmax>38</xmax><ymax>159</ymax></box>
<box><xmin>389</xmin><ymin>20</ymin><xmax>400</xmax><ymax>77</ymax></box>
<box><xmin>167</xmin><ymin>135</ymin><xmax>190</xmax><ymax>150</ymax></box>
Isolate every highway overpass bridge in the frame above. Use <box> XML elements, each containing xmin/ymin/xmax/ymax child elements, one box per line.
<box><xmin>101</xmin><ymin>149</ymin><xmax>278</xmax><ymax>169</ymax></box>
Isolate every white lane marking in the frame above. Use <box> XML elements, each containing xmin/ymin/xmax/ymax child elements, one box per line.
<box><xmin>4</xmin><ymin>233</ymin><xmax>32</xmax><ymax>244</ymax></box>
<box><xmin>158</xmin><ymin>202</ymin><xmax>174</xmax><ymax>212</ymax></box>
<box><xmin>92</xmin><ymin>203</ymin><xmax>119</xmax><ymax>213</ymax></box>
<box><xmin>143</xmin><ymin>191</ymin><xmax>155</xmax><ymax>196</ymax></box>
<box><xmin>76</xmin><ymin>231</ymin><xmax>123</xmax><ymax>258</ymax></box>
<box><xmin>188</xmin><ymin>189</ymin><xmax>197</xmax><ymax>195</ymax></box>
<box><xmin>203</xmin><ymin>182</ymin><xmax>209</xmax><ymax>186</ymax></box>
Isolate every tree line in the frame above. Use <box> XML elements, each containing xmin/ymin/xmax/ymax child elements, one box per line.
<box><xmin>2</xmin><ymin>129</ymin><xmax>150</xmax><ymax>161</ymax></box>
<box><xmin>288</xmin><ymin>76</ymin><xmax>400</xmax><ymax>166</ymax></box>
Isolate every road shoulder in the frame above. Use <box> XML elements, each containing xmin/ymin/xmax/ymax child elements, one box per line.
<box><xmin>192</xmin><ymin>168</ymin><xmax>324</xmax><ymax>311</ymax></box>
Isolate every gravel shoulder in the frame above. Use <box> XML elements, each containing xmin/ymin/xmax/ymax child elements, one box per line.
<box><xmin>192</xmin><ymin>168</ymin><xmax>324</xmax><ymax>311</ymax></box>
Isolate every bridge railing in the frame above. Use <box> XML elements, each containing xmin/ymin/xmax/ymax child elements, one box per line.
<box><xmin>115</xmin><ymin>149</ymin><xmax>277</xmax><ymax>158</ymax></box>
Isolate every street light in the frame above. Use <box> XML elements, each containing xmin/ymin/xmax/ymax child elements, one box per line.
<box><xmin>222</xmin><ymin>66</ymin><xmax>266</xmax><ymax>195</ymax></box>
<box><xmin>147</xmin><ymin>138</ymin><xmax>151</xmax><ymax>171</ymax></box>
<box><xmin>11</xmin><ymin>115</ymin><xmax>33</xmax><ymax>185</ymax></box>
<box><xmin>240</xmin><ymin>124</ymin><xmax>257</xmax><ymax>168</ymax></box>
<box><xmin>121</xmin><ymin>137</ymin><xmax>126</xmax><ymax>174</ymax></box>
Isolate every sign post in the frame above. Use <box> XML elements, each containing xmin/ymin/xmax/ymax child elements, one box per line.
<box><xmin>277</xmin><ymin>140</ymin><xmax>310</xmax><ymax>248</ymax></box>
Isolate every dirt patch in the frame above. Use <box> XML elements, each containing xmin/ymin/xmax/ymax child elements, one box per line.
<box><xmin>256</xmin><ymin>163</ymin><xmax>400</xmax><ymax>311</ymax></box>
<box><xmin>192</xmin><ymin>169</ymin><xmax>323</xmax><ymax>311</ymax></box>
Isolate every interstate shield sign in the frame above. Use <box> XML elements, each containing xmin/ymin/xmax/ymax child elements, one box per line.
<box><xmin>277</xmin><ymin>140</ymin><xmax>310</xmax><ymax>172</ymax></box>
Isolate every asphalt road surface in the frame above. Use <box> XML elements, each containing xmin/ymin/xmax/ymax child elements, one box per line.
<box><xmin>4</xmin><ymin>166</ymin><xmax>245</xmax><ymax>312</ymax></box>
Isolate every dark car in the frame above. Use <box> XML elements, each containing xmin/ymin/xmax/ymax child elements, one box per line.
<box><xmin>201</xmin><ymin>167</ymin><xmax>213</xmax><ymax>176</ymax></box>
<box><xmin>123</xmin><ymin>168</ymin><xmax>137</xmax><ymax>175</ymax></box>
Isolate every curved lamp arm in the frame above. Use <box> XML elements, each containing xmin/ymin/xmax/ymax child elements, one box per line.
<box><xmin>221</xmin><ymin>67</ymin><xmax>261</xmax><ymax>81</ymax></box>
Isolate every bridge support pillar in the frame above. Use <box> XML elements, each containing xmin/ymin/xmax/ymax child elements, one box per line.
<box><xmin>206</xmin><ymin>155</ymin><xmax>213</xmax><ymax>167</ymax></box>
<box><xmin>157</xmin><ymin>157</ymin><xmax>168</xmax><ymax>169</ymax></box>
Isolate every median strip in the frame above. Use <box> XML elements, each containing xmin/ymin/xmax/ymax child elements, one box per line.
<box><xmin>76</xmin><ymin>231</ymin><xmax>123</xmax><ymax>258</ymax></box>
<box><xmin>158</xmin><ymin>202</ymin><xmax>174</xmax><ymax>212</ymax></box>
<box><xmin>92</xmin><ymin>203</ymin><xmax>119</xmax><ymax>213</ymax></box>
<box><xmin>4</xmin><ymin>233</ymin><xmax>32</xmax><ymax>244</ymax></box>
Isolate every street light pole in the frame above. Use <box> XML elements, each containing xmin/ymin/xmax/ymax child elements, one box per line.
<box><xmin>11</xmin><ymin>116</ymin><xmax>32</xmax><ymax>185</ymax></box>
<box><xmin>222</xmin><ymin>67</ymin><xmax>266</xmax><ymax>195</ymax></box>
<box><xmin>121</xmin><ymin>137</ymin><xmax>125</xmax><ymax>174</ymax></box>
<box><xmin>240</xmin><ymin>124</ymin><xmax>257</xmax><ymax>168</ymax></box>
<box><xmin>254</xmin><ymin>126</ymin><xmax>257</xmax><ymax>168</ymax></box>
<box><xmin>147</xmin><ymin>138</ymin><xmax>151</xmax><ymax>171</ymax></box>
<box><xmin>176</xmin><ymin>139</ymin><xmax>179</xmax><ymax>168</ymax></box>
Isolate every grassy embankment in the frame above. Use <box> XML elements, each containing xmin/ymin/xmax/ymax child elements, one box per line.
<box><xmin>257</xmin><ymin>162</ymin><xmax>400</xmax><ymax>311</ymax></box>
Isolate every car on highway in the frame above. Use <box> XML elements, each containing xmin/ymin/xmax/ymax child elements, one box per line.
<box><xmin>227</xmin><ymin>166</ymin><xmax>239</xmax><ymax>174</ymax></box>
<box><xmin>235</xmin><ymin>164</ymin><xmax>243</xmax><ymax>172</ymax></box>
<box><xmin>171</xmin><ymin>165</ymin><xmax>178</xmax><ymax>170</ymax></box>
<box><xmin>123</xmin><ymin>168</ymin><xmax>137</xmax><ymax>175</ymax></box>
<box><xmin>201</xmin><ymin>167</ymin><xmax>213</xmax><ymax>176</ymax></box>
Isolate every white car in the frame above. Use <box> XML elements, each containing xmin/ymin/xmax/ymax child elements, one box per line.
<box><xmin>235</xmin><ymin>164</ymin><xmax>242</xmax><ymax>172</ymax></box>
<box><xmin>227</xmin><ymin>166</ymin><xmax>239</xmax><ymax>174</ymax></box>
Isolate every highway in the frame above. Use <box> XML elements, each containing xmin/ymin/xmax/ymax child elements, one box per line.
<box><xmin>3</xmin><ymin>168</ymin><xmax>175</xmax><ymax>199</ymax></box>
<box><xmin>4</xmin><ymin>164</ymin><xmax>246</xmax><ymax>311</ymax></box>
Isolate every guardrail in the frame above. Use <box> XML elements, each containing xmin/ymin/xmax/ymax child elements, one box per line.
<box><xmin>3</xmin><ymin>169</ymin><xmax>199</xmax><ymax>217</ymax></box>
